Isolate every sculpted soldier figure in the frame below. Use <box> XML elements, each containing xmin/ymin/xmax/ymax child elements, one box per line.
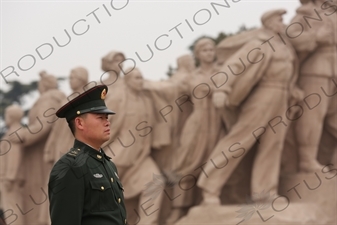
<box><xmin>149</xmin><ymin>54</ymin><xmax>195</xmax><ymax>173</ymax></box>
<box><xmin>0</xmin><ymin>105</ymin><xmax>25</xmax><ymax>225</ymax></box>
<box><xmin>197</xmin><ymin>9</ymin><xmax>301</xmax><ymax>204</ymax></box>
<box><xmin>290</xmin><ymin>0</ymin><xmax>337</xmax><ymax>172</ymax></box>
<box><xmin>102</xmin><ymin>68</ymin><xmax>163</xmax><ymax>225</ymax></box>
<box><xmin>100</xmin><ymin>51</ymin><xmax>125</xmax><ymax>90</ymax></box>
<box><xmin>44</xmin><ymin>67</ymin><xmax>89</xmax><ymax>165</ymax></box>
<box><xmin>8</xmin><ymin>71</ymin><xmax>66</xmax><ymax>225</ymax></box>
<box><xmin>48</xmin><ymin>84</ymin><xmax>127</xmax><ymax>225</ymax></box>
<box><xmin>167</xmin><ymin>38</ymin><xmax>228</xmax><ymax>222</ymax></box>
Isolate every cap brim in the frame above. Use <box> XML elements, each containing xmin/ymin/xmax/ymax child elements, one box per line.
<box><xmin>91</xmin><ymin>108</ymin><xmax>116</xmax><ymax>115</ymax></box>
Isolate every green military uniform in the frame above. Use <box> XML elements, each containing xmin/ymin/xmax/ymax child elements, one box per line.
<box><xmin>49</xmin><ymin>139</ymin><xmax>127</xmax><ymax>225</ymax></box>
<box><xmin>48</xmin><ymin>85</ymin><xmax>127</xmax><ymax>225</ymax></box>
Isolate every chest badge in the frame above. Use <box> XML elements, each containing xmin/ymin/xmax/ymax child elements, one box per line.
<box><xmin>93</xmin><ymin>173</ymin><xmax>103</xmax><ymax>178</ymax></box>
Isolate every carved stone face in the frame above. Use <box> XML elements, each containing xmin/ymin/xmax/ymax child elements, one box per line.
<box><xmin>178</xmin><ymin>55</ymin><xmax>195</xmax><ymax>72</ymax></box>
<box><xmin>125</xmin><ymin>69</ymin><xmax>144</xmax><ymax>92</ymax></box>
<box><xmin>266</xmin><ymin>15</ymin><xmax>286</xmax><ymax>34</ymax></box>
<box><xmin>69</xmin><ymin>69</ymin><xmax>86</xmax><ymax>91</ymax></box>
<box><xmin>38</xmin><ymin>73</ymin><xmax>58</xmax><ymax>94</ymax></box>
<box><xmin>197</xmin><ymin>43</ymin><xmax>216</xmax><ymax>64</ymax></box>
<box><xmin>103</xmin><ymin>54</ymin><xmax>125</xmax><ymax>74</ymax></box>
<box><xmin>38</xmin><ymin>80</ymin><xmax>46</xmax><ymax>94</ymax></box>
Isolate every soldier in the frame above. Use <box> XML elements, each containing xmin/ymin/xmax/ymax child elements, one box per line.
<box><xmin>48</xmin><ymin>85</ymin><xmax>127</xmax><ymax>225</ymax></box>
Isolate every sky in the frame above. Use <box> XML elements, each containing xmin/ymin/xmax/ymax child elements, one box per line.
<box><xmin>0</xmin><ymin>0</ymin><xmax>301</xmax><ymax>102</ymax></box>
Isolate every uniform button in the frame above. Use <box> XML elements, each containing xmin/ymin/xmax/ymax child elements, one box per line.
<box><xmin>77</xmin><ymin>148</ymin><xmax>81</xmax><ymax>151</ymax></box>
<box><xmin>101</xmin><ymin>186</ymin><xmax>104</xmax><ymax>190</ymax></box>
<box><xmin>118</xmin><ymin>198</ymin><xmax>121</xmax><ymax>203</ymax></box>
<box><xmin>111</xmin><ymin>177</ymin><xmax>114</xmax><ymax>182</ymax></box>
<box><xmin>97</xmin><ymin>155</ymin><xmax>102</xmax><ymax>159</ymax></box>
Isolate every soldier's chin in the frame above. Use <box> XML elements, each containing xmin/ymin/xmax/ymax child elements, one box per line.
<box><xmin>102</xmin><ymin>135</ymin><xmax>110</xmax><ymax>142</ymax></box>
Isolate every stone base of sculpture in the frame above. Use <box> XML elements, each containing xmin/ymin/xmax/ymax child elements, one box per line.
<box><xmin>175</xmin><ymin>170</ymin><xmax>336</xmax><ymax>225</ymax></box>
<box><xmin>175</xmin><ymin>202</ymin><xmax>333</xmax><ymax>225</ymax></box>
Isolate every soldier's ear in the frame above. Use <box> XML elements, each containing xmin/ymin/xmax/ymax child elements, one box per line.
<box><xmin>74</xmin><ymin>116</ymin><xmax>85</xmax><ymax>131</ymax></box>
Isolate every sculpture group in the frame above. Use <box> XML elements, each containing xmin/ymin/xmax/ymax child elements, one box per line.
<box><xmin>0</xmin><ymin>1</ymin><xmax>336</xmax><ymax>224</ymax></box>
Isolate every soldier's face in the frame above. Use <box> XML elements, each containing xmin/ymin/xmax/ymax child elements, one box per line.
<box><xmin>79</xmin><ymin>113</ymin><xmax>111</xmax><ymax>147</ymax></box>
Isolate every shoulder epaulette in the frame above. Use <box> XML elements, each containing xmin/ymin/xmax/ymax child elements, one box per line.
<box><xmin>67</xmin><ymin>147</ymin><xmax>81</xmax><ymax>158</ymax></box>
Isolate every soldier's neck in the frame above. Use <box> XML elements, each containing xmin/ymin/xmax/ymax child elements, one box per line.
<box><xmin>75</xmin><ymin>137</ymin><xmax>101</xmax><ymax>151</ymax></box>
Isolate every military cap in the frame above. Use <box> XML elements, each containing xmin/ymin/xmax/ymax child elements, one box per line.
<box><xmin>56</xmin><ymin>84</ymin><xmax>115</xmax><ymax>121</ymax></box>
<box><xmin>261</xmin><ymin>9</ymin><xmax>287</xmax><ymax>24</ymax></box>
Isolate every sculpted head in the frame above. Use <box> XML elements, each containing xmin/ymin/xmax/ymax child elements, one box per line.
<box><xmin>177</xmin><ymin>54</ymin><xmax>195</xmax><ymax>72</ymax></box>
<box><xmin>193</xmin><ymin>37</ymin><xmax>216</xmax><ymax>65</ymax></box>
<box><xmin>101</xmin><ymin>51</ymin><xmax>125</xmax><ymax>75</ymax></box>
<box><xmin>124</xmin><ymin>68</ymin><xmax>144</xmax><ymax>92</ymax></box>
<box><xmin>69</xmin><ymin>67</ymin><xmax>89</xmax><ymax>92</ymax></box>
<box><xmin>261</xmin><ymin>9</ymin><xmax>287</xmax><ymax>34</ymax></box>
<box><xmin>38</xmin><ymin>71</ymin><xmax>58</xmax><ymax>93</ymax></box>
<box><xmin>5</xmin><ymin>104</ymin><xmax>24</xmax><ymax>127</ymax></box>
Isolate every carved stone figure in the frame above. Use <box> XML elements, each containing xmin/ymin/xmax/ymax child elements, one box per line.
<box><xmin>44</xmin><ymin>67</ymin><xmax>89</xmax><ymax>165</ymax></box>
<box><xmin>144</xmin><ymin>54</ymin><xmax>196</xmax><ymax>224</ymax></box>
<box><xmin>167</xmin><ymin>38</ymin><xmax>228</xmax><ymax>222</ymax></box>
<box><xmin>289</xmin><ymin>0</ymin><xmax>337</xmax><ymax>172</ymax></box>
<box><xmin>102</xmin><ymin>68</ymin><xmax>163</xmax><ymax>225</ymax></box>
<box><xmin>11</xmin><ymin>71</ymin><xmax>66</xmax><ymax>225</ymax></box>
<box><xmin>170</xmin><ymin>54</ymin><xmax>196</xmax><ymax>85</ymax></box>
<box><xmin>197</xmin><ymin>9</ymin><xmax>301</xmax><ymax>204</ymax></box>
<box><xmin>0</xmin><ymin>105</ymin><xmax>25</xmax><ymax>225</ymax></box>
<box><xmin>100</xmin><ymin>51</ymin><xmax>126</xmax><ymax>91</ymax></box>
<box><xmin>150</xmin><ymin>54</ymin><xmax>195</xmax><ymax>172</ymax></box>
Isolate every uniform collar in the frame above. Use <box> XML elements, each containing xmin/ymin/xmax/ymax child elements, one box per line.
<box><xmin>73</xmin><ymin>139</ymin><xmax>111</xmax><ymax>161</ymax></box>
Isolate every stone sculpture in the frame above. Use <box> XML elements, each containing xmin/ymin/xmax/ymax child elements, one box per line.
<box><xmin>44</xmin><ymin>67</ymin><xmax>89</xmax><ymax>165</ymax></box>
<box><xmin>197</xmin><ymin>9</ymin><xmax>301</xmax><ymax>204</ymax></box>
<box><xmin>167</xmin><ymin>38</ymin><xmax>228</xmax><ymax>223</ymax></box>
<box><xmin>11</xmin><ymin>71</ymin><xmax>66</xmax><ymax>225</ymax></box>
<box><xmin>102</xmin><ymin>68</ymin><xmax>163</xmax><ymax>225</ymax></box>
<box><xmin>289</xmin><ymin>0</ymin><xmax>337</xmax><ymax>172</ymax></box>
<box><xmin>0</xmin><ymin>105</ymin><xmax>25</xmax><ymax>225</ymax></box>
